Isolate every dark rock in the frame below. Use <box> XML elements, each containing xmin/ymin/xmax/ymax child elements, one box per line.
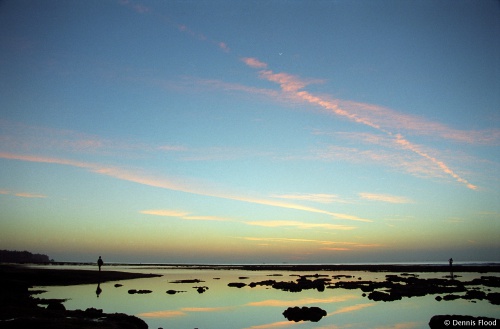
<box><xmin>195</xmin><ymin>286</ymin><xmax>208</xmax><ymax>293</ymax></box>
<box><xmin>249</xmin><ymin>280</ymin><xmax>276</xmax><ymax>288</ymax></box>
<box><xmin>114</xmin><ymin>283</ymin><xmax>123</xmax><ymax>287</ymax></box>
<box><xmin>282</xmin><ymin>306</ymin><xmax>327</xmax><ymax>322</ymax></box>
<box><xmin>128</xmin><ymin>289</ymin><xmax>152</xmax><ymax>294</ymax></box>
<box><xmin>368</xmin><ymin>290</ymin><xmax>401</xmax><ymax>302</ymax></box>
<box><xmin>169</xmin><ymin>279</ymin><xmax>204</xmax><ymax>283</ymax></box>
<box><xmin>442</xmin><ymin>294</ymin><xmax>460</xmax><ymax>301</ymax></box>
<box><xmin>84</xmin><ymin>307</ymin><xmax>103</xmax><ymax>317</ymax></box>
<box><xmin>487</xmin><ymin>292</ymin><xmax>500</xmax><ymax>305</ymax></box>
<box><xmin>165</xmin><ymin>289</ymin><xmax>185</xmax><ymax>294</ymax></box>
<box><xmin>464</xmin><ymin>289</ymin><xmax>486</xmax><ymax>300</ymax></box>
<box><xmin>435</xmin><ymin>296</ymin><xmax>442</xmax><ymax>301</ymax></box>
<box><xmin>46</xmin><ymin>301</ymin><xmax>65</xmax><ymax>311</ymax></box>
<box><xmin>228</xmin><ymin>282</ymin><xmax>246</xmax><ymax>288</ymax></box>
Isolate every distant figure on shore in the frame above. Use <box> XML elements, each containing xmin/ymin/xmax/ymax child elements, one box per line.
<box><xmin>97</xmin><ymin>256</ymin><xmax>104</xmax><ymax>272</ymax></box>
<box><xmin>449</xmin><ymin>258</ymin><xmax>453</xmax><ymax>267</ymax></box>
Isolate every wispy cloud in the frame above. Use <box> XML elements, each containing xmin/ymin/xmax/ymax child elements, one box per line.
<box><xmin>241</xmin><ymin>58</ymin><xmax>480</xmax><ymax>190</ymax></box>
<box><xmin>0</xmin><ymin>152</ymin><xmax>367</xmax><ymax>222</ymax></box>
<box><xmin>241</xmin><ymin>57</ymin><xmax>268</xmax><ymax>69</ymax></box>
<box><xmin>240</xmin><ymin>237</ymin><xmax>382</xmax><ymax>250</ymax></box>
<box><xmin>0</xmin><ymin>120</ymin><xmax>185</xmax><ymax>157</ymax></box>
<box><xmin>359</xmin><ymin>193</ymin><xmax>413</xmax><ymax>204</ymax></box>
<box><xmin>271</xmin><ymin>193</ymin><xmax>350</xmax><ymax>204</ymax></box>
<box><xmin>0</xmin><ymin>189</ymin><xmax>47</xmax><ymax>199</ymax></box>
<box><xmin>119</xmin><ymin>0</ymin><xmax>230</xmax><ymax>53</ymax></box>
<box><xmin>142</xmin><ymin>210</ymin><xmax>358</xmax><ymax>230</ymax></box>
<box><xmin>141</xmin><ymin>209</ymin><xmax>232</xmax><ymax>222</ymax></box>
<box><xmin>244</xmin><ymin>220</ymin><xmax>355</xmax><ymax>230</ymax></box>
<box><xmin>14</xmin><ymin>192</ymin><xmax>47</xmax><ymax>198</ymax></box>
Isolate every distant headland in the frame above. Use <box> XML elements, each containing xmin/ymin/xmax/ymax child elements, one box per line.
<box><xmin>0</xmin><ymin>250</ymin><xmax>52</xmax><ymax>263</ymax></box>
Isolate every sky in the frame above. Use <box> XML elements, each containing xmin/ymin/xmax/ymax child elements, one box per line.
<box><xmin>0</xmin><ymin>0</ymin><xmax>499</xmax><ymax>264</ymax></box>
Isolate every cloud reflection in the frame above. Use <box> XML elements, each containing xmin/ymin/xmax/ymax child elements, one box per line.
<box><xmin>247</xmin><ymin>295</ymin><xmax>357</xmax><ymax>307</ymax></box>
<box><xmin>137</xmin><ymin>310</ymin><xmax>186</xmax><ymax>318</ymax></box>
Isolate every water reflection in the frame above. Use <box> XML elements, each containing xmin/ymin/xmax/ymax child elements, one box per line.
<box><xmin>96</xmin><ymin>282</ymin><xmax>102</xmax><ymax>297</ymax></box>
<box><xmin>33</xmin><ymin>267</ymin><xmax>500</xmax><ymax>329</ymax></box>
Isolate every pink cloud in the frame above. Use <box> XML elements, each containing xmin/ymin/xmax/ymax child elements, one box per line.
<box><xmin>14</xmin><ymin>192</ymin><xmax>47</xmax><ymax>199</ymax></box>
<box><xmin>241</xmin><ymin>57</ymin><xmax>480</xmax><ymax>190</ymax></box>
<box><xmin>359</xmin><ymin>192</ymin><xmax>413</xmax><ymax>204</ymax></box>
<box><xmin>241</xmin><ymin>57</ymin><xmax>268</xmax><ymax>69</ymax></box>
<box><xmin>0</xmin><ymin>188</ymin><xmax>47</xmax><ymax>198</ymax></box>
<box><xmin>259</xmin><ymin>70</ymin><xmax>325</xmax><ymax>93</ymax></box>
<box><xmin>394</xmin><ymin>134</ymin><xmax>477</xmax><ymax>190</ymax></box>
<box><xmin>218</xmin><ymin>42</ymin><xmax>229</xmax><ymax>52</ymax></box>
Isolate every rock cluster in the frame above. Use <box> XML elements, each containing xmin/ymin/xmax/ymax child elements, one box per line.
<box><xmin>128</xmin><ymin>289</ymin><xmax>152</xmax><ymax>294</ymax></box>
<box><xmin>282</xmin><ymin>306</ymin><xmax>327</xmax><ymax>322</ymax></box>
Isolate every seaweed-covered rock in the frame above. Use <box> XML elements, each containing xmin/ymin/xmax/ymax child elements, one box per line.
<box><xmin>283</xmin><ymin>306</ymin><xmax>327</xmax><ymax>322</ymax></box>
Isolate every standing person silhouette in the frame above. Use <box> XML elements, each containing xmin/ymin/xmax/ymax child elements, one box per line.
<box><xmin>97</xmin><ymin>256</ymin><xmax>104</xmax><ymax>272</ymax></box>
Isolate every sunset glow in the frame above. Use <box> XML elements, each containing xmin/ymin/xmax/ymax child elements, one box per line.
<box><xmin>0</xmin><ymin>0</ymin><xmax>498</xmax><ymax>263</ymax></box>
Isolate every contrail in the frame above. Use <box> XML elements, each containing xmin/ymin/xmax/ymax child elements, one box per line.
<box><xmin>245</xmin><ymin>60</ymin><xmax>477</xmax><ymax>190</ymax></box>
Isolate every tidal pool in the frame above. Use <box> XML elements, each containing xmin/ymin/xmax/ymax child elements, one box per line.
<box><xmin>33</xmin><ymin>266</ymin><xmax>500</xmax><ymax>329</ymax></box>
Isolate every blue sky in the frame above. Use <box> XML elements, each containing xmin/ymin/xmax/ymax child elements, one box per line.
<box><xmin>0</xmin><ymin>0</ymin><xmax>499</xmax><ymax>263</ymax></box>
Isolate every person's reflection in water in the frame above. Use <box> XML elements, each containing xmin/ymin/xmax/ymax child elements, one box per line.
<box><xmin>96</xmin><ymin>282</ymin><xmax>102</xmax><ymax>297</ymax></box>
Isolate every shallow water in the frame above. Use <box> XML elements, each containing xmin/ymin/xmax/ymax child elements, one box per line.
<box><xmin>32</xmin><ymin>266</ymin><xmax>500</xmax><ymax>329</ymax></box>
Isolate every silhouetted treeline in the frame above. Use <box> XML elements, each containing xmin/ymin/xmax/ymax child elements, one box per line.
<box><xmin>0</xmin><ymin>250</ymin><xmax>52</xmax><ymax>263</ymax></box>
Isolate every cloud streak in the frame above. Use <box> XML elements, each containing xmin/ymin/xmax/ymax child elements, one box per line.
<box><xmin>240</xmin><ymin>237</ymin><xmax>382</xmax><ymax>250</ymax></box>
<box><xmin>244</xmin><ymin>220</ymin><xmax>355</xmax><ymax>230</ymax></box>
<box><xmin>141</xmin><ymin>209</ymin><xmax>232</xmax><ymax>222</ymax></box>
<box><xmin>0</xmin><ymin>189</ymin><xmax>47</xmax><ymax>199</ymax></box>
<box><xmin>359</xmin><ymin>192</ymin><xmax>413</xmax><ymax>204</ymax></box>
<box><xmin>271</xmin><ymin>193</ymin><xmax>350</xmax><ymax>204</ymax></box>
<box><xmin>242</xmin><ymin>58</ymin><xmax>480</xmax><ymax>190</ymax></box>
<box><xmin>0</xmin><ymin>152</ymin><xmax>368</xmax><ymax>222</ymax></box>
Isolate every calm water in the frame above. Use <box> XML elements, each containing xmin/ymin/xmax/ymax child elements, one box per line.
<box><xmin>32</xmin><ymin>265</ymin><xmax>499</xmax><ymax>329</ymax></box>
